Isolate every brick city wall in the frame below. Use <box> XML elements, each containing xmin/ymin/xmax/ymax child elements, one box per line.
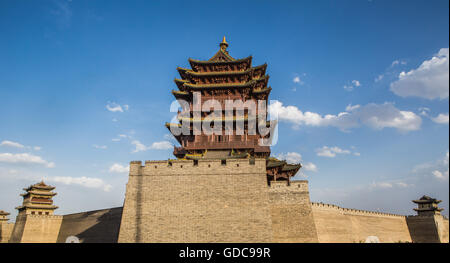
<box><xmin>0</xmin><ymin>222</ymin><xmax>14</xmax><ymax>243</ymax></box>
<box><xmin>268</xmin><ymin>180</ymin><xmax>318</xmax><ymax>242</ymax></box>
<box><xmin>311</xmin><ymin>202</ymin><xmax>412</xmax><ymax>243</ymax></box>
<box><xmin>57</xmin><ymin>207</ymin><xmax>123</xmax><ymax>243</ymax></box>
<box><xmin>4</xmin><ymin>158</ymin><xmax>447</xmax><ymax>243</ymax></box>
<box><xmin>9</xmin><ymin>213</ymin><xmax>62</xmax><ymax>243</ymax></box>
<box><xmin>118</xmin><ymin>158</ymin><xmax>274</xmax><ymax>242</ymax></box>
<box><xmin>406</xmin><ymin>215</ymin><xmax>449</xmax><ymax>243</ymax></box>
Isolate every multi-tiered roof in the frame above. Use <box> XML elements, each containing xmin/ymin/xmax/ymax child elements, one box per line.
<box><xmin>167</xmin><ymin>37</ymin><xmax>301</xmax><ymax>182</ymax></box>
<box><xmin>413</xmin><ymin>195</ymin><xmax>444</xmax><ymax>216</ymax></box>
<box><xmin>16</xmin><ymin>181</ymin><xmax>58</xmax><ymax>215</ymax></box>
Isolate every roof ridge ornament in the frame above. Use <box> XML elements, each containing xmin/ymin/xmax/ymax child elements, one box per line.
<box><xmin>220</xmin><ymin>36</ymin><xmax>228</xmax><ymax>51</ymax></box>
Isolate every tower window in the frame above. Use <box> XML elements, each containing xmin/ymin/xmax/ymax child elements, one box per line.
<box><xmin>221</xmin><ymin>159</ymin><xmax>226</xmax><ymax>165</ymax></box>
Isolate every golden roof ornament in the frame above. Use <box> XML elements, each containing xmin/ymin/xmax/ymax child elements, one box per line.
<box><xmin>220</xmin><ymin>36</ymin><xmax>228</xmax><ymax>51</ymax></box>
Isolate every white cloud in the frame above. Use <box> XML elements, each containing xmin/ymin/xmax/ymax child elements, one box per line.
<box><xmin>418</xmin><ymin>107</ymin><xmax>430</xmax><ymax>117</ymax></box>
<box><xmin>316</xmin><ymin>146</ymin><xmax>351</xmax><ymax>158</ymax></box>
<box><xmin>269</xmin><ymin>100</ymin><xmax>421</xmax><ymax>132</ymax></box>
<box><xmin>413</xmin><ymin>151</ymin><xmax>449</xmax><ymax>181</ymax></box>
<box><xmin>131</xmin><ymin>140</ymin><xmax>147</xmax><ymax>153</ymax></box>
<box><xmin>293</xmin><ymin>76</ymin><xmax>301</xmax><ymax>83</ymax></box>
<box><xmin>109</xmin><ymin>163</ymin><xmax>129</xmax><ymax>174</ymax></box>
<box><xmin>395</xmin><ymin>182</ymin><xmax>411</xmax><ymax>188</ymax></box>
<box><xmin>131</xmin><ymin>140</ymin><xmax>172</xmax><ymax>153</ymax></box>
<box><xmin>112</xmin><ymin>134</ymin><xmax>130</xmax><ymax>142</ymax></box>
<box><xmin>302</xmin><ymin>162</ymin><xmax>318</xmax><ymax>172</ymax></box>
<box><xmin>432</xmin><ymin>170</ymin><xmax>445</xmax><ymax>180</ymax></box>
<box><xmin>390</xmin><ymin>48</ymin><xmax>449</xmax><ymax>100</ymax></box>
<box><xmin>46</xmin><ymin>176</ymin><xmax>112</xmax><ymax>192</ymax></box>
<box><xmin>343</xmin><ymin>80</ymin><xmax>361</xmax><ymax>91</ymax></box>
<box><xmin>277</xmin><ymin>152</ymin><xmax>302</xmax><ymax>163</ymax></box>
<box><xmin>352</xmin><ymin>80</ymin><xmax>361</xmax><ymax>87</ymax></box>
<box><xmin>369</xmin><ymin>181</ymin><xmax>413</xmax><ymax>190</ymax></box>
<box><xmin>375</xmin><ymin>74</ymin><xmax>384</xmax><ymax>82</ymax></box>
<box><xmin>149</xmin><ymin>141</ymin><xmax>173</xmax><ymax>150</ymax></box>
<box><xmin>0</xmin><ymin>153</ymin><xmax>55</xmax><ymax>168</ymax></box>
<box><xmin>0</xmin><ymin>140</ymin><xmax>42</xmax><ymax>152</ymax></box>
<box><xmin>432</xmin><ymin>113</ymin><xmax>449</xmax><ymax>124</ymax></box>
<box><xmin>0</xmin><ymin>140</ymin><xmax>25</xmax><ymax>148</ymax></box>
<box><xmin>106</xmin><ymin>102</ymin><xmax>129</xmax><ymax>112</ymax></box>
<box><xmin>345</xmin><ymin>104</ymin><xmax>360</xmax><ymax>112</ymax></box>
<box><xmin>391</xmin><ymin>60</ymin><xmax>407</xmax><ymax>67</ymax></box>
<box><xmin>370</xmin><ymin>182</ymin><xmax>393</xmax><ymax>189</ymax></box>
<box><xmin>93</xmin><ymin>144</ymin><xmax>107</xmax><ymax>149</ymax></box>
<box><xmin>343</xmin><ymin>85</ymin><xmax>353</xmax><ymax>91</ymax></box>
<box><xmin>276</xmin><ymin>152</ymin><xmax>317</xmax><ymax>172</ymax></box>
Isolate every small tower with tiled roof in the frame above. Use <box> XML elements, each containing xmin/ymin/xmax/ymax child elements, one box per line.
<box><xmin>412</xmin><ymin>195</ymin><xmax>444</xmax><ymax>216</ymax></box>
<box><xmin>0</xmin><ymin>210</ymin><xmax>10</xmax><ymax>222</ymax></box>
<box><xmin>0</xmin><ymin>210</ymin><xmax>14</xmax><ymax>243</ymax></box>
<box><xmin>16</xmin><ymin>181</ymin><xmax>58</xmax><ymax>216</ymax></box>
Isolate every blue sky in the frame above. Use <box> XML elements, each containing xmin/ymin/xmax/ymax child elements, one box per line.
<box><xmin>0</xmin><ymin>0</ymin><xmax>448</xmax><ymax>218</ymax></box>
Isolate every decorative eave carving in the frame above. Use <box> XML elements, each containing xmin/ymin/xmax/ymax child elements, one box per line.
<box><xmin>188</xmin><ymin>56</ymin><xmax>252</xmax><ymax>67</ymax></box>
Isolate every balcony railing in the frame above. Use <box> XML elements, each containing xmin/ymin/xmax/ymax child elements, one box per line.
<box><xmin>174</xmin><ymin>141</ymin><xmax>270</xmax><ymax>153</ymax></box>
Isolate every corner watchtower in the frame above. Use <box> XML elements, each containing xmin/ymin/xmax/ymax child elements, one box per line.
<box><xmin>412</xmin><ymin>195</ymin><xmax>444</xmax><ymax>216</ymax></box>
<box><xmin>16</xmin><ymin>181</ymin><xmax>58</xmax><ymax>216</ymax></box>
<box><xmin>0</xmin><ymin>210</ymin><xmax>10</xmax><ymax>222</ymax></box>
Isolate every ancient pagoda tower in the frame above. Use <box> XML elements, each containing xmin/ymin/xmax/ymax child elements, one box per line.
<box><xmin>166</xmin><ymin>37</ymin><xmax>300</xmax><ymax>182</ymax></box>
<box><xmin>16</xmin><ymin>181</ymin><xmax>59</xmax><ymax>216</ymax></box>
<box><xmin>9</xmin><ymin>181</ymin><xmax>63</xmax><ymax>243</ymax></box>
<box><xmin>412</xmin><ymin>195</ymin><xmax>444</xmax><ymax>216</ymax></box>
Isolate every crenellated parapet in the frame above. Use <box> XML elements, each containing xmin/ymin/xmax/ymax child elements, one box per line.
<box><xmin>129</xmin><ymin>158</ymin><xmax>266</xmax><ymax>176</ymax></box>
<box><xmin>311</xmin><ymin>202</ymin><xmax>406</xmax><ymax>218</ymax></box>
<box><xmin>21</xmin><ymin>214</ymin><xmax>63</xmax><ymax>220</ymax></box>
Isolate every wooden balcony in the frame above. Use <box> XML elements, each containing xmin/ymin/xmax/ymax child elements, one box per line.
<box><xmin>173</xmin><ymin>141</ymin><xmax>270</xmax><ymax>155</ymax></box>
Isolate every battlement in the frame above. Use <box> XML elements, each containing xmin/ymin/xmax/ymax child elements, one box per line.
<box><xmin>269</xmin><ymin>180</ymin><xmax>309</xmax><ymax>192</ymax></box>
<box><xmin>129</xmin><ymin>158</ymin><xmax>266</xmax><ymax>176</ymax></box>
<box><xmin>24</xmin><ymin>214</ymin><xmax>63</xmax><ymax>220</ymax></box>
<box><xmin>311</xmin><ymin>202</ymin><xmax>406</xmax><ymax>218</ymax></box>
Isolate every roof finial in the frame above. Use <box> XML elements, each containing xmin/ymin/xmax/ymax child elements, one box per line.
<box><xmin>220</xmin><ymin>36</ymin><xmax>228</xmax><ymax>51</ymax></box>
